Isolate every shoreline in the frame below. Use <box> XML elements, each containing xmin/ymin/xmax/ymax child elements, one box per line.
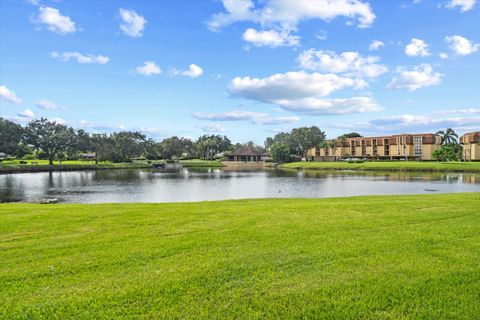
<box><xmin>279</xmin><ymin>161</ymin><xmax>480</xmax><ymax>173</ymax></box>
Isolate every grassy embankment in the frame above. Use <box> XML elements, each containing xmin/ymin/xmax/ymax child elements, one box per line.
<box><xmin>1</xmin><ymin>193</ymin><xmax>479</xmax><ymax>318</ymax></box>
<box><xmin>0</xmin><ymin>159</ymin><xmax>223</xmax><ymax>173</ymax></box>
<box><xmin>280</xmin><ymin>161</ymin><xmax>480</xmax><ymax>172</ymax></box>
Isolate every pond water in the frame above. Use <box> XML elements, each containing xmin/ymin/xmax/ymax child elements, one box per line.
<box><xmin>1</xmin><ymin>168</ymin><xmax>479</xmax><ymax>203</ymax></box>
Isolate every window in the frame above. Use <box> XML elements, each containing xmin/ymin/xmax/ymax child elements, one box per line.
<box><xmin>414</xmin><ymin>136</ymin><xmax>422</xmax><ymax>156</ymax></box>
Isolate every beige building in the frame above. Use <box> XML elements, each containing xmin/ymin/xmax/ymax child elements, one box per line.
<box><xmin>307</xmin><ymin>133</ymin><xmax>442</xmax><ymax>161</ymax></box>
<box><xmin>460</xmin><ymin>132</ymin><xmax>480</xmax><ymax>161</ymax></box>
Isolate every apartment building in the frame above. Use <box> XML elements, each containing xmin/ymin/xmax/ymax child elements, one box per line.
<box><xmin>460</xmin><ymin>132</ymin><xmax>480</xmax><ymax>161</ymax></box>
<box><xmin>307</xmin><ymin>133</ymin><xmax>442</xmax><ymax>161</ymax></box>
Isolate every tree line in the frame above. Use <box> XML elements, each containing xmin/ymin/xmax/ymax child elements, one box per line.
<box><xmin>0</xmin><ymin>118</ymin><xmax>234</xmax><ymax>165</ymax></box>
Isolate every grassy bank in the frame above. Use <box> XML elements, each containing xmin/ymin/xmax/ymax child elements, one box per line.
<box><xmin>0</xmin><ymin>159</ymin><xmax>223</xmax><ymax>173</ymax></box>
<box><xmin>280</xmin><ymin>161</ymin><xmax>480</xmax><ymax>172</ymax></box>
<box><xmin>1</xmin><ymin>193</ymin><xmax>479</xmax><ymax>319</ymax></box>
<box><xmin>180</xmin><ymin>159</ymin><xmax>223</xmax><ymax>167</ymax></box>
<box><xmin>0</xmin><ymin>160</ymin><xmax>151</xmax><ymax>173</ymax></box>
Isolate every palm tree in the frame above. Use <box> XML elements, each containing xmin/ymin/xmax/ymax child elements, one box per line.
<box><xmin>436</xmin><ymin>128</ymin><xmax>459</xmax><ymax>145</ymax></box>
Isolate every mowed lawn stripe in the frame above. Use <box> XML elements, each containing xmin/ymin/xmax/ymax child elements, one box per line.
<box><xmin>0</xmin><ymin>193</ymin><xmax>479</xmax><ymax>319</ymax></box>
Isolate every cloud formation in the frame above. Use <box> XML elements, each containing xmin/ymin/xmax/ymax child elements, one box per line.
<box><xmin>119</xmin><ymin>8</ymin><xmax>147</xmax><ymax>37</ymax></box>
<box><xmin>445</xmin><ymin>35</ymin><xmax>479</xmax><ymax>56</ymax></box>
<box><xmin>18</xmin><ymin>109</ymin><xmax>35</xmax><ymax>119</ymax></box>
<box><xmin>135</xmin><ymin>61</ymin><xmax>161</xmax><ymax>76</ymax></box>
<box><xmin>368</xmin><ymin>40</ymin><xmax>384</xmax><ymax>51</ymax></box>
<box><xmin>194</xmin><ymin>110</ymin><xmax>300</xmax><ymax>125</ymax></box>
<box><xmin>208</xmin><ymin>0</ymin><xmax>376</xmax><ymax>30</ymax></box>
<box><xmin>172</xmin><ymin>64</ymin><xmax>204</xmax><ymax>78</ymax></box>
<box><xmin>197</xmin><ymin>123</ymin><xmax>226</xmax><ymax>133</ymax></box>
<box><xmin>0</xmin><ymin>85</ymin><xmax>23</xmax><ymax>105</ymax></box>
<box><xmin>298</xmin><ymin>49</ymin><xmax>388</xmax><ymax>78</ymax></box>
<box><xmin>36</xmin><ymin>99</ymin><xmax>64</xmax><ymax>110</ymax></box>
<box><xmin>50</xmin><ymin>51</ymin><xmax>109</xmax><ymax>64</ymax></box>
<box><xmin>33</xmin><ymin>6</ymin><xmax>76</xmax><ymax>34</ymax></box>
<box><xmin>228</xmin><ymin>71</ymin><xmax>382</xmax><ymax>115</ymax></box>
<box><xmin>387</xmin><ymin>64</ymin><xmax>443</xmax><ymax>91</ymax></box>
<box><xmin>404</xmin><ymin>38</ymin><xmax>430</xmax><ymax>57</ymax></box>
<box><xmin>446</xmin><ymin>0</ymin><xmax>476</xmax><ymax>12</ymax></box>
<box><xmin>242</xmin><ymin>28</ymin><xmax>300</xmax><ymax>47</ymax></box>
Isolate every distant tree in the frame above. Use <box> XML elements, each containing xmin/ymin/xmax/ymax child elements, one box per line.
<box><xmin>264</xmin><ymin>137</ymin><xmax>275</xmax><ymax>149</ymax></box>
<box><xmin>23</xmin><ymin>118</ymin><xmax>76</xmax><ymax>165</ymax></box>
<box><xmin>0</xmin><ymin>118</ymin><xmax>26</xmax><ymax>157</ymax></box>
<box><xmin>91</xmin><ymin>133</ymin><xmax>114</xmax><ymax>164</ymax></box>
<box><xmin>144</xmin><ymin>139</ymin><xmax>163</xmax><ymax>160</ymax></box>
<box><xmin>270</xmin><ymin>142</ymin><xmax>291</xmax><ymax>163</ymax></box>
<box><xmin>433</xmin><ymin>144</ymin><xmax>462</xmax><ymax>161</ymax></box>
<box><xmin>289</xmin><ymin>126</ymin><xmax>326</xmax><ymax>159</ymax></box>
<box><xmin>110</xmin><ymin>131</ymin><xmax>147</xmax><ymax>162</ymax></box>
<box><xmin>339</xmin><ymin>132</ymin><xmax>362</xmax><ymax>139</ymax></box>
<box><xmin>436</xmin><ymin>128</ymin><xmax>458</xmax><ymax>145</ymax></box>
<box><xmin>69</xmin><ymin>129</ymin><xmax>92</xmax><ymax>157</ymax></box>
<box><xmin>161</xmin><ymin>136</ymin><xmax>193</xmax><ymax>160</ymax></box>
<box><xmin>195</xmin><ymin>135</ymin><xmax>231</xmax><ymax>160</ymax></box>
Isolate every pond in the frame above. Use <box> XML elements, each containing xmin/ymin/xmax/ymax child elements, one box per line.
<box><xmin>1</xmin><ymin>168</ymin><xmax>479</xmax><ymax>203</ymax></box>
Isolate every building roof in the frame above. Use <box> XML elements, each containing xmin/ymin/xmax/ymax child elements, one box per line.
<box><xmin>460</xmin><ymin>131</ymin><xmax>480</xmax><ymax>144</ymax></box>
<box><xmin>230</xmin><ymin>146</ymin><xmax>268</xmax><ymax>156</ymax></box>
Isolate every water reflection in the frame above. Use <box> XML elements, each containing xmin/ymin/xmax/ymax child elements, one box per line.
<box><xmin>0</xmin><ymin>168</ymin><xmax>479</xmax><ymax>203</ymax></box>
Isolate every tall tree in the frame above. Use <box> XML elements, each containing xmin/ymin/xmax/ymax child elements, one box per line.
<box><xmin>436</xmin><ymin>128</ymin><xmax>459</xmax><ymax>145</ymax></box>
<box><xmin>110</xmin><ymin>131</ymin><xmax>147</xmax><ymax>162</ymax></box>
<box><xmin>0</xmin><ymin>118</ymin><xmax>25</xmax><ymax>157</ymax></box>
<box><xmin>270</xmin><ymin>142</ymin><xmax>291</xmax><ymax>163</ymax></box>
<box><xmin>289</xmin><ymin>126</ymin><xmax>326</xmax><ymax>159</ymax></box>
<box><xmin>338</xmin><ymin>132</ymin><xmax>362</xmax><ymax>139</ymax></box>
<box><xmin>23</xmin><ymin>118</ymin><xmax>76</xmax><ymax>165</ymax></box>
<box><xmin>91</xmin><ymin>133</ymin><xmax>114</xmax><ymax>164</ymax></box>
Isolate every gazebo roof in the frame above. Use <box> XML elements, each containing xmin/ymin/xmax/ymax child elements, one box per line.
<box><xmin>230</xmin><ymin>146</ymin><xmax>266</xmax><ymax>156</ymax></box>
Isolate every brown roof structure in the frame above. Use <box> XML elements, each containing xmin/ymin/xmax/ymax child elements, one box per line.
<box><xmin>460</xmin><ymin>132</ymin><xmax>480</xmax><ymax>144</ymax></box>
<box><xmin>230</xmin><ymin>146</ymin><xmax>269</xmax><ymax>156</ymax></box>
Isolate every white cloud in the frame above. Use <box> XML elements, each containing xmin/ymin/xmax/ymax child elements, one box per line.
<box><xmin>369</xmin><ymin>40</ymin><xmax>384</xmax><ymax>51</ymax></box>
<box><xmin>50</xmin><ymin>51</ymin><xmax>109</xmax><ymax>64</ymax></box>
<box><xmin>334</xmin><ymin>113</ymin><xmax>480</xmax><ymax>133</ymax></box>
<box><xmin>445</xmin><ymin>0</ymin><xmax>476</xmax><ymax>12</ymax></box>
<box><xmin>208</xmin><ymin>0</ymin><xmax>375</xmax><ymax>30</ymax></box>
<box><xmin>228</xmin><ymin>71</ymin><xmax>381</xmax><ymax>115</ymax></box>
<box><xmin>194</xmin><ymin>110</ymin><xmax>300</xmax><ymax>125</ymax></box>
<box><xmin>119</xmin><ymin>8</ymin><xmax>147</xmax><ymax>37</ymax></box>
<box><xmin>36</xmin><ymin>99</ymin><xmax>64</xmax><ymax>110</ymax></box>
<box><xmin>434</xmin><ymin>108</ymin><xmax>480</xmax><ymax>115</ymax></box>
<box><xmin>0</xmin><ymin>85</ymin><xmax>23</xmax><ymax>105</ymax></box>
<box><xmin>18</xmin><ymin>109</ymin><xmax>34</xmax><ymax>119</ymax></box>
<box><xmin>172</xmin><ymin>64</ymin><xmax>203</xmax><ymax>78</ymax></box>
<box><xmin>315</xmin><ymin>30</ymin><xmax>328</xmax><ymax>40</ymax></box>
<box><xmin>298</xmin><ymin>49</ymin><xmax>388</xmax><ymax>78</ymax></box>
<box><xmin>242</xmin><ymin>28</ymin><xmax>300</xmax><ymax>47</ymax></box>
<box><xmin>34</xmin><ymin>6</ymin><xmax>76</xmax><ymax>34</ymax></box>
<box><xmin>405</xmin><ymin>38</ymin><xmax>430</xmax><ymax>57</ymax></box>
<box><xmin>274</xmin><ymin>97</ymin><xmax>382</xmax><ymax>115</ymax></box>
<box><xmin>445</xmin><ymin>35</ymin><xmax>479</xmax><ymax>56</ymax></box>
<box><xmin>50</xmin><ymin>117</ymin><xmax>66</xmax><ymax>125</ymax></box>
<box><xmin>387</xmin><ymin>64</ymin><xmax>443</xmax><ymax>91</ymax></box>
<box><xmin>197</xmin><ymin>123</ymin><xmax>226</xmax><ymax>133</ymax></box>
<box><xmin>439</xmin><ymin>52</ymin><xmax>449</xmax><ymax>59</ymax></box>
<box><xmin>230</xmin><ymin>71</ymin><xmax>367</xmax><ymax>103</ymax></box>
<box><xmin>208</xmin><ymin>0</ymin><xmax>375</xmax><ymax>47</ymax></box>
<box><xmin>135</xmin><ymin>61</ymin><xmax>161</xmax><ymax>76</ymax></box>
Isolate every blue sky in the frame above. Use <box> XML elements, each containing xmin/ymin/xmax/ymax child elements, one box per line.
<box><xmin>1</xmin><ymin>0</ymin><xmax>479</xmax><ymax>143</ymax></box>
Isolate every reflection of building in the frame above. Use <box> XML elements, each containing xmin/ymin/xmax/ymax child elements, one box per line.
<box><xmin>307</xmin><ymin>133</ymin><xmax>442</xmax><ymax>161</ymax></box>
<box><xmin>224</xmin><ymin>146</ymin><xmax>270</xmax><ymax>162</ymax></box>
<box><xmin>460</xmin><ymin>132</ymin><xmax>480</xmax><ymax>161</ymax></box>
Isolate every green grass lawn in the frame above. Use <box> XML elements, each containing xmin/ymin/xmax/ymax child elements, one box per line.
<box><xmin>1</xmin><ymin>193</ymin><xmax>479</xmax><ymax>319</ymax></box>
<box><xmin>180</xmin><ymin>159</ymin><xmax>223</xmax><ymax>167</ymax></box>
<box><xmin>280</xmin><ymin>161</ymin><xmax>480</xmax><ymax>172</ymax></box>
